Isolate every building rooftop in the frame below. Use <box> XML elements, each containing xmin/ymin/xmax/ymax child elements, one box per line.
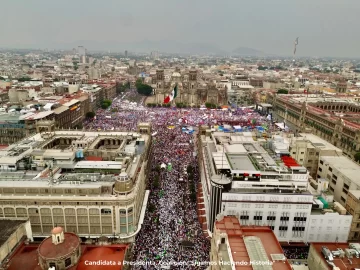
<box><xmin>0</xmin><ymin>113</ymin><xmax>20</xmax><ymax>122</ymax></box>
<box><xmin>321</xmin><ymin>156</ymin><xmax>360</xmax><ymax>183</ymax></box>
<box><xmin>38</xmin><ymin>232</ymin><xmax>80</xmax><ymax>259</ymax></box>
<box><xmin>215</xmin><ymin>216</ymin><xmax>292</xmax><ymax>270</ymax></box>
<box><xmin>7</xmin><ymin>243</ymin><xmax>127</xmax><ymax>270</ymax></box>
<box><xmin>0</xmin><ymin>219</ymin><xmax>28</xmax><ymax>247</ymax></box>
<box><xmin>311</xmin><ymin>242</ymin><xmax>360</xmax><ymax>270</ymax></box>
<box><xmin>348</xmin><ymin>190</ymin><xmax>360</xmax><ymax>200</ymax></box>
<box><xmin>295</xmin><ymin>133</ymin><xmax>342</xmax><ymax>152</ymax></box>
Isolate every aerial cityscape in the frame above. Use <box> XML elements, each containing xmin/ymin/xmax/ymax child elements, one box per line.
<box><xmin>1</xmin><ymin>1</ymin><xmax>360</xmax><ymax>270</ymax></box>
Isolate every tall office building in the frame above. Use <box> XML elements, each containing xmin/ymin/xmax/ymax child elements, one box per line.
<box><xmin>125</xmin><ymin>50</ymin><xmax>128</xmax><ymax>58</ymax></box>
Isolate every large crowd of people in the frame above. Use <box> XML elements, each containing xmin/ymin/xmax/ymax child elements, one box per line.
<box><xmin>84</xmin><ymin>90</ymin><xmax>271</xmax><ymax>269</ymax></box>
<box><xmin>84</xmin><ymin>90</ymin><xmax>272</xmax><ymax>133</ymax></box>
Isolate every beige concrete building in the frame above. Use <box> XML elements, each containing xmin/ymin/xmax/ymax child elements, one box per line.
<box><xmin>270</xmin><ymin>94</ymin><xmax>360</xmax><ymax>159</ymax></box>
<box><xmin>289</xmin><ymin>133</ymin><xmax>343</xmax><ymax>178</ymax></box>
<box><xmin>345</xmin><ymin>190</ymin><xmax>360</xmax><ymax>241</ymax></box>
<box><xmin>0</xmin><ymin>128</ymin><xmax>151</xmax><ymax>242</ymax></box>
<box><xmin>317</xmin><ymin>156</ymin><xmax>360</xmax><ymax>206</ymax></box>
<box><xmin>0</xmin><ymin>218</ymin><xmax>33</xmax><ymax>264</ymax></box>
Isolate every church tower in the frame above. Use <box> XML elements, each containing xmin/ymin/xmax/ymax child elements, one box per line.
<box><xmin>156</xmin><ymin>69</ymin><xmax>165</xmax><ymax>103</ymax></box>
<box><xmin>189</xmin><ymin>69</ymin><xmax>198</xmax><ymax>105</ymax></box>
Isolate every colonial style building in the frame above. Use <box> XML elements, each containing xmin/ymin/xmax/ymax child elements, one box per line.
<box><xmin>270</xmin><ymin>94</ymin><xmax>360</xmax><ymax>158</ymax></box>
<box><xmin>153</xmin><ymin>69</ymin><xmax>227</xmax><ymax>106</ymax></box>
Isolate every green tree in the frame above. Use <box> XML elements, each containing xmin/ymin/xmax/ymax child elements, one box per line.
<box><xmin>258</xmin><ymin>66</ymin><xmax>268</xmax><ymax>71</ymax></box>
<box><xmin>0</xmin><ymin>76</ymin><xmax>5</xmax><ymax>81</ymax></box>
<box><xmin>277</xmin><ymin>89</ymin><xmax>289</xmax><ymax>94</ymax></box>
<box><xmin>17</xmin><ymin>77</ymin><xmax>31</xmax><ymax>82</ymax></box>
<box><xmin>86</xmin><ymin>111</ymin><xmax>96</xmax><ymax>118</ymax></box>
<box><xmin>354</xmin><ymin>152</ymin><xmax>360</xmax><ymax>162</ymax></box>
<box><xmin>136</xmin><ymin>80</ymin><xmax>153</xmax><ymax>96</ymax></box>
<box><xmin>116</xmin><ymin>81</ymin><xmax>130</xmax><ymax>94</ymax></box>
<box><xmin>101</xmin><ymin>99</ymin><xmax>112</xmax><ymax>109</ymax></box>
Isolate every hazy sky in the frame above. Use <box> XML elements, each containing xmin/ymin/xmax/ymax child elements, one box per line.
<box><xmin>1</xmin><ymin>0</ymin><xmax>359</xmax><ymax>57</ymax></box>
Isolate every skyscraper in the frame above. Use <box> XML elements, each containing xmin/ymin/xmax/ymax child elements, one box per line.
<box><xmin>125</xmin><ymin>50</ymin><xmax>128</xmax><ymax>58</ymax></box>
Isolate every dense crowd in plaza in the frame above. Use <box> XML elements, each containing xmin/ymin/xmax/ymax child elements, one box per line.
<box><xmin>84</xmin><ymin>90</ymin><xmax>272</xmax><ymax>269</ymax></box>
<box><xmin>84</xmin><ymin>90</ymin><xmax>272</xmax><ymax>132</ymax></box>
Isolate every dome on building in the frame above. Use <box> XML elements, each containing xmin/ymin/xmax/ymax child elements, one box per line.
<box><xmin>38</xmin><ymin>228</ymin><xmax>81</xmax><ymax>270</ymax></box>
<box><xmin>51</xmin><ymin>227</ymin><xmax>63</xmax><ymax>234</ymax></box>
<box><xmin>114</xmin><ymin>170</ymin><xmax>133</xmax><ymax>194</ymax></box>
<box><xmin>118</xmin><ymin>172</ymin><xmax>129</xmax><ymax>182</ymax></box>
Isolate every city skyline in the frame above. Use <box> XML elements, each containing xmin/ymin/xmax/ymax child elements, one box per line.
<box><xmin>1</xmin><ymin>0</ymin><xmax>360</xmax><ymax>57</ymax></box>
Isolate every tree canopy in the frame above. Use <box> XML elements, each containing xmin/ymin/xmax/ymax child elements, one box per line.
<box><xmin>116</xmin><ymin>81</ymin><xmax>130</xmax><ymax>94</ymax></box>
<box><xmin>136</xmin><ymin>79</ymin><xmax>153</xmax><ymax>96</ymax></box>
<box><xmin>86</xmin><ymin>111</ymin><xmax>96</xmax><ymax>118</ymax></box>
<box><xmin>277</xmin><ymin>89</ymin><xmax>289</xmax><ymax>94</ymax></box>
<box><xmin>205</xmin><ymin>102</ymin><xmax>217</xmax><ymax>109</ymax></box>
<box><xmin>354</xmin><ymin>152</ymin><xmax>360</xmax><ymax>162</ymax></box>
<box><xmin>17</xmin><ymin>77</ymin><xmax>31</xmax><ymax>82</ymax></box>
<box><xmin>101</xmin><ymin>99</ymin><xmax>112</xmax><ymax>109</ymax></box>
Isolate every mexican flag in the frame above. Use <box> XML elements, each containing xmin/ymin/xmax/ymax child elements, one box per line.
<box><xmin>164</xmin><ymin>84</ymin><xmax>178</xmax><ymax>104</ymax></box>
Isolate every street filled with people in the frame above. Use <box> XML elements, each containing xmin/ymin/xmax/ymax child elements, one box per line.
<box><xmin>84</xmin><ymin>90</ymin><xmax>272</xmax><ymax>269</ymax></box>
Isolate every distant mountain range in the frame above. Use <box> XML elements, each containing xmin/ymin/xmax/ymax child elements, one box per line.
<box><xmin>47</xmin><ymin>39</ymin><xmax>267</xmax><ymax>56</ymax></box>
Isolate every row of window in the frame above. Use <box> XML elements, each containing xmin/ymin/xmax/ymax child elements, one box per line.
<box><xmin>239</xmin><ymin>215</ymin><xmax>307</xmax><ymax>222</ymax></box>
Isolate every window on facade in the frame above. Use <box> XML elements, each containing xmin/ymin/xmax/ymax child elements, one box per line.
<box><xmin>329</xmin><ymin>167</ymin><xmax>333</xmax><ymax>172</ymax></box>
<box><xmin>267</xmin><ymin>216</ymin><xmax>276</xmax><ymax>221</ymax></box>
<box><xmin>320</xmin><ymin>160</ymin><xmax>324</xmax><ymax>165</ymax></box>
<box><xmin>341</xmin><ymin>197</ymin><xmax>346</xmax><ymax>203</ymax></box>
<box><xmin>240</xmin><ymin>215</ymin><xmax>249</xmax><ymax>220</ymax></box>
<box><xmin>127</xmin><ymin>207</ymin><xmax>133</xmax><ymax>214</ymax></box>
<box><xmin>319</xmin><ymin>167</ymin><xmax>322</xmax><ymax>172</ymax></box>
<box><xmin>253</xmin><ymin>216</ymin><xmax>263</xmax><ymax>220</ymax></box>
<box><xmin>294</xmin><ymin>217</ymin><xmax>307</xmax><ymax>222</ymax></box>
<box><xmin>344</xmin><ymin>184</ymin><xmax>350</xmax><ymax>190</ymax></box>
<box><xmin>330</xmin><ymin>186</ymin><xmax>334</xmax><ymax>192</ymax></box>
<box><xmin>119</xmin><ymin>209</ymin><xmax>126</xmax><ymax>215</ymax></box>
<box><xmin>300</xmin><ymin>152</ymin><xmax>304</xmax><ymax>154</ymax></box>
<box><xmin>280</xmin><ymin>216</ymin><xmax>290</xmax><ymax>221</ymax></box>
<box><xmin>279</xmin><ymin>226</ymin><xmax>288</xmax><ymax>231</ymax></box>
<box><xmin>101</xmin><ymin>209</ymin><xmax>111</xmax><ymax>214</ymax></box>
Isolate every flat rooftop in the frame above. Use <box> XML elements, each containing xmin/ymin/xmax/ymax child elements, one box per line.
<box><xmin>0</xmin><ymin>113</ymin><xmax>20</xmax><ymax>122</ymax></box>
<box><xmin>0</xmin><ymin>219</ymin><xmax>27</xmax><ymax>247</ymax></box>
<box><xmin>321</xmin><ymin>156</ymin><xmax>359</xmax><ymax>183</ymax></box>
<box><xmin>297</xmin><ymin>133</ymin><xmax>342</xmax><ymax>152</ymax></box>
<box><xmin>227</xmin><ymin>154</ymin><xmax>256</xmax><ymax>171</ymax></box>
<box><xmin>215</xmin><ymin>216</ymin><xmax>292</xmax><ymax>270</ymax></box>
<box><xmin>311</xmin><ymin>242</ymin><xmax>360</xmax><ymax>270</ymax></box>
